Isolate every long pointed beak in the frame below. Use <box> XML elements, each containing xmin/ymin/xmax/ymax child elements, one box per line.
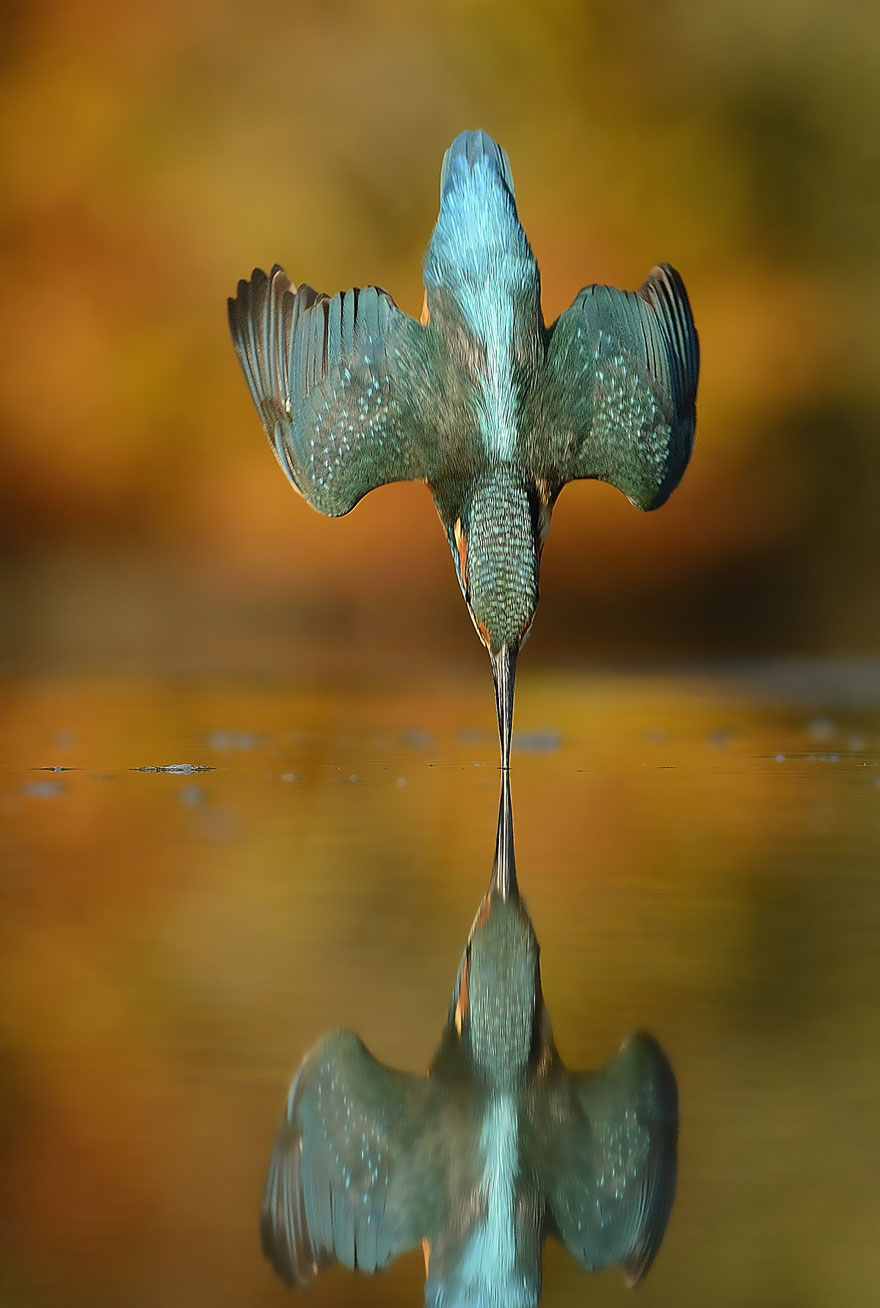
<box><xmin>491</xmin><ymin>645</ymin><xmax>517</xmax><ymax>773</ymax></box>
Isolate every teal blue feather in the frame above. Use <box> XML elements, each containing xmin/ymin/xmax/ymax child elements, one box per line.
<box><xmin>228</xmin><ymin>132</ymin><xmax>699</xmax><ymax>660</ymax></box>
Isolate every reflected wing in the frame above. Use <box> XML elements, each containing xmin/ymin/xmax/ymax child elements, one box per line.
<box><xmin>535</xmin><ymin>1032</ymin><xmax>678</xmax><ymax>1286</ymax></box>
<box><xmin>261</xmin><ymin>1029</ymin><xmax>437</xmax><ymax>1286</ymax></box>
<box><xmin>228</xmin><ymin>266</ymin><xmax>438</xmax><ymax>515</ymax></box>
<box><xmin>525</xmin><ymin>264</ymin><xmax>698</xmax><ymax>509</ymax></box>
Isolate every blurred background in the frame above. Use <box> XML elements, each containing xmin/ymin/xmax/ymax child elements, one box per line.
<box><xmin>2</xmin><ymin>0</ymin><xmax>878</xmax><ymax>677</ymax></box>
<box><xmin>3</xmin><ymin>4</ymin><xmax>880</xmax><ymax>1308</ymax></box>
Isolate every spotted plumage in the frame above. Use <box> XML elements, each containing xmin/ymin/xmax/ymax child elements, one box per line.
<box><xmin>260</xmin><ymin>777</ymin><xmax>678</xmax><ymax>1305</ymax></box>
<box><xmin>228</xmin><ymin>130</ymin><xmax>699</xmax><ymax>765</ymax></box>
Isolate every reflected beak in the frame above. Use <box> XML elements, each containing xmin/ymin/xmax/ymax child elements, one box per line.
<box><xmin>490</xmin><ymin>645</ymin><xmax>517</xmax><ymax>773</ymax></box>
<box><xmin>491</xmin><ymin>761</ymin><xmax>517</xmax><ymax>900</ymax></box>
<box><xmin>487</xmin><ymin>645</ymin><xmax>518</xmax><ymax>899</ymax></box>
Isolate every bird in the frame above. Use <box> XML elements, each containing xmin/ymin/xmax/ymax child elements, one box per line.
<box><xmin>259</xmin><ymin>769</ymin><xmax>678</xmax><ymax>1307</ymax></box>
<box><xmin>228</xmin><ymin>130</ymin><xmax>699</xmax><ymax>769</ymax></box>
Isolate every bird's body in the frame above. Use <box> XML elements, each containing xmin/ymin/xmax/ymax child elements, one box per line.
<box><xmin>228</xmin><ymin>130</ymin><xmax>699</xmax><ymax>764</ymax></box>
<box><xmin>260</xmin><ymin>776</ymin><xmax>678</xmax><ymax>1306</ymax></box>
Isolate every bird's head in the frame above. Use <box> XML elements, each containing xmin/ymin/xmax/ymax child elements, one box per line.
<box><xmin>441</xmin><ymin>763</ymin><xmax>541</xmax><ymax>1086</ymax></box>
<box><xmin>445</xmin><ymin>465</ymin><xmax>542</xmax><ymax>656</ymax></box>
<box><xmin>451</xmin><ymin>891</ymin><xmax>541</xmax><ymax>1085</ymax></box>
<box><xmin>437</xmin><ymin>464</ymin><xmax>551</xmax><ymax>765</ymax></box>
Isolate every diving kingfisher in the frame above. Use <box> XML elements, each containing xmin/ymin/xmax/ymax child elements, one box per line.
<box><xmin>260</xmin><ymin>771</ymin><xmax>678</xmax><ymax>1306</ymax></box>
<box><xmin>228</xmin><ymin>130</ymin><xmax>699</xmax><ymax>768</ymax></box>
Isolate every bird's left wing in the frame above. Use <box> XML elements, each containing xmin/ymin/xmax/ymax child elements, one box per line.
<box><xmin>229</xmin><ymin>266</ymin><xmax>442</xmax><ymax>515</ymax></box>
<box><xmin>523</xmin><ymin>263</ymin><xmax>698</xmax><ymax>509</ymax></box>
<box><xmin>531</xmin><ymin>1032</ymin><xmax>678</xmax><ymax>1286</ymax></box>
<box><xmin>261</xmin><ymin>1029</ymin><xmax>440</xmax><ymax>1288</ymax></box>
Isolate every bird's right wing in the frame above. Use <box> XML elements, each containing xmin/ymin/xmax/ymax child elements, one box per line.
<box><xmin>524</xmin><ymin>263</ymin><xmax>698</xmax><ymax>509</ymax></box>
<box><xmin>229</xmin><ymin>266</ymin><xmax>447</xmax><ymax>515</ymax></box>
<box><xmin>261</xmin><ymin>1029</ymin><xmax>440</xmax><ymax>1287</ymax></box>
<box><xmin>532</xmin><ymin>1032</ymin><xmax>678</xmax><ymax>1286</ymax></box>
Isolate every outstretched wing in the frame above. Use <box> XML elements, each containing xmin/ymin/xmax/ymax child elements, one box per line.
<box><xmin>532</xmin><ymin>1032</ymin><xmax>678</xmax><ymax>1286</ymax></box>
<box><xmin>261</xmin><ymin>1029</ymin><xmax>438</xmax><ymax>1287</ymax></box>
<box><xmin>524</xmin><ymin>263</ymin><xmax>698</xmax><ymax>509</ymax></box>
<box><xmin>229</xmin><ymin>266</ymin><xmax>438</xmax><ymax>516</ymax></box>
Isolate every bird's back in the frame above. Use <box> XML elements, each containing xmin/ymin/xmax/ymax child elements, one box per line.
<box><xmin>421</xmin><ymin>1081</ymin><xmax>542</xmax><ymax>1308</ymax></box>
<box><xmin>424</xmin><ymin>131</ymin><xmax>543</xmax><ymax>465</ymax></box>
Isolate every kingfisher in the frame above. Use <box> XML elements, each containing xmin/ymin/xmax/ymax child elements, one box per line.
<box><xmin>260</xmin><ymin>770</ymin><xmax>678</xmax><ymax>1306</ymax></box>
<box><xmin>228</xmin><ymin>130</ymin><xmax>699</xmax><ymax>767</ymax></box>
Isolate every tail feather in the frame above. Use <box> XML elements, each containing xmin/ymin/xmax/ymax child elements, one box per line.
<box><xmin>439</xmin><ymin>129</ymin><xmax>515</xmax><ymax>200</ymax></box>
<box><xmin>426</xmin><ymin>131</ymin><xmax>535</xmax><ymax>297</ymax></box>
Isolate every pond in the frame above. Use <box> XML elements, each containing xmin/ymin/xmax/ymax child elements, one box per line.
<box><xmin>1</xmin><ymin>660</ymin><xmax>878</xmax><ymax>1307</ymax></box>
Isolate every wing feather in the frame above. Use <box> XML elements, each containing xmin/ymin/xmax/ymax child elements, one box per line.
<box><xmin>260</xmin><ymin>1030</ymin><xmax>438</xmax><ymax>1288</ymax></box>
<box><xmin>530</xmin><ymin>1032</ymin><xmax>678</xmax><ymax>1285</ymax></box>
<box><xmin>524</xmin><ymin>263</ymin><xmax>698</xmax><ymax>509</ymax></box>
<box><xmin>229</xmin><ymin>266</ymin><xmax>438</xmax><ymax>516</ymax></box>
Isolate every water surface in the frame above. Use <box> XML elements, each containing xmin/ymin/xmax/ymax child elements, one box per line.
<box><xmin>1</xmin><ymin>663</ymin><xmax>878</xmax><ymax>1307</ymax></box>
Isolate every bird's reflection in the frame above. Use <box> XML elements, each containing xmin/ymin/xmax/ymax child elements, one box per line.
<box><xmin>260</xmin><ymin>771</ymin><xmax>678</xmax><ymax>1306</ymax></box>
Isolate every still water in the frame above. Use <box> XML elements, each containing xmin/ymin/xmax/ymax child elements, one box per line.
<box><xmin>1</xmin><ymin>663</ymin><xmax>878</xmax><ymax>1308</ymax></box>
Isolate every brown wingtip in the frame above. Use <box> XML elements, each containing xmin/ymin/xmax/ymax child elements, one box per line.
<box><xmin>622</xmin><ymin>1244</ymin><xmax>655</xmax><ymax>1289</ymax></box>
<box><xmin>622</xmin><ymin>1259</ymin><xmax>644</xmax><ymax>1289</ymax></box>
